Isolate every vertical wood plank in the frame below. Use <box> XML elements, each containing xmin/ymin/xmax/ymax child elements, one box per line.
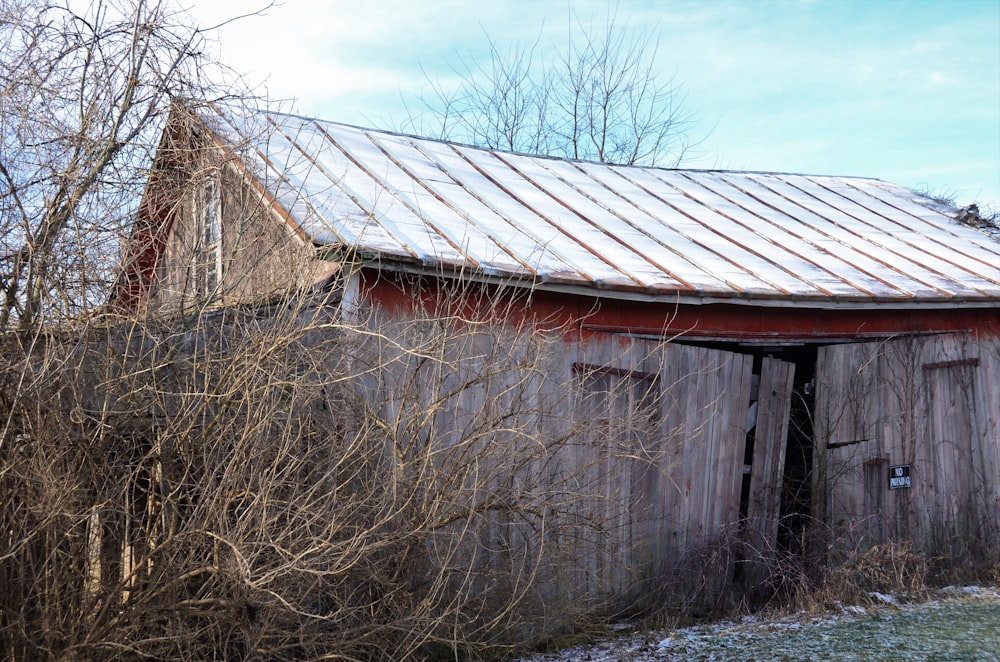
<box><xmin>746</xmin><ymin>357</ymin><xmax>795</xmax><ymax>546</ymax></box>
<box><xmin>815</xmin><ymin>341</ymin><xmax>880</xmax><ymax>549</ymax></box>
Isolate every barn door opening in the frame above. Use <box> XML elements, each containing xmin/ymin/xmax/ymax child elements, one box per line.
<box><xmin>767</xmin><ymin>346</ymin><xmax>817</xmax><ymax>553</ymax></box>
<box><xmin>647</xmin><ymin>340</ymin><xmax>811</xmax><ymax>559</ymax></box>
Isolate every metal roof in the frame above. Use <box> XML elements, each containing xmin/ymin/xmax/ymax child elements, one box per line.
<box><xmin>204</xmin><ymin>104</ymin><xmax>1000</xmax><ymax>307</ymax></box>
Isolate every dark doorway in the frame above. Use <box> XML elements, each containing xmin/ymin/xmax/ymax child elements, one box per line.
<box><xmin>772</xmin><ymin>345</ymin><xmax>817</xmax><ymax>552</ymax></box>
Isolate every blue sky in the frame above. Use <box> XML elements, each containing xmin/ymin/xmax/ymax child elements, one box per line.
<box><xmin>187</xmin><ymin>0</ymin><xmax>1000</xmax><ymax>208</ymax></box>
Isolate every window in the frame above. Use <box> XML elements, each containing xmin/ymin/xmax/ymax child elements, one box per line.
<box><xmin>194</xmin><ymin>175</ymin><xmax>222</xmax><ymax>299</ymax></box>
<box><xmin>575</xmin><ymin>363</ymin><xmax>661</xmax><ymax>446</ymax></box>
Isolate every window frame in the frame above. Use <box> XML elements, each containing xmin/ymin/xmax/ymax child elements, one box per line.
<box><xmin>193</xmin><ymin>172</ymin><xmax>222</xmax><ymax>299</ymax></box>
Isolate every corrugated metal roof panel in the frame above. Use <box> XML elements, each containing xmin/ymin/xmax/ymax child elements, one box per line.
<box><xmin>205</xmin><ymin>105</ymin><xmax>1000</xmax><ymax>306</ymax></box>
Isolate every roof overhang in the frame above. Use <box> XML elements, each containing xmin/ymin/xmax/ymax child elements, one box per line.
<box><xmin>354</xmin><ymin>255</ymin><xmax>1000</xmax><ymax>311</ymax></box>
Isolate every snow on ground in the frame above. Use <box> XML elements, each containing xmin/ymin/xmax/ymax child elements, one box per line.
<box><xmin>509</xmin><ymin>586</ymin><xmax>1000</xmax><ymax>661</ymax></box>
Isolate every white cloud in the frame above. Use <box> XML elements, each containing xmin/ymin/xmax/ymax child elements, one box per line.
<box><xmin>177</xmin><ymin>0</ymin><xmax>999</xmax><ymax>206</ymax></box>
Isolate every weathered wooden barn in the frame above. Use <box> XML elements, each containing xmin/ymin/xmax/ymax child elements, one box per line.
<box><xmin>121</xmin><ymin>103</ymin><xmax>1000</xmax><ymax>603</ymax></box>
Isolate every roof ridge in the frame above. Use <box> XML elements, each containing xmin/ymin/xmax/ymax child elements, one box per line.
<box><xmin>209</xmin><ymin>102</ymin><xmax>888</xmax><ymax>181</ymax></box>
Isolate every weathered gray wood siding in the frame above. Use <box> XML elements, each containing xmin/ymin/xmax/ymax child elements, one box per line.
<box><xmin>147</xmin><ymin>133</ymin><xmax>328</xmax><ymax>315</ymax></box>
<box><xmin>815</xmin><ymin>332</ymin><xmax>1000</xmax><ymax>558</ymax></box>
<box><xmin>352</xmin><ymin>315</ymin><xmax>795</xmax><ymax>609</ymax></box>
<box><xmin>572</xmin><ymin>335</ymin><xmax>757</xmax><ymax>603</ymax></box>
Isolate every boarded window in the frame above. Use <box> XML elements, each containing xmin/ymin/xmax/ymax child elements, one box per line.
<box><xmin>577</xmin><ymin>364</ymin><xmax>661</xmax><ymax>450</ymax></box>
<box><xmin>573</xmin><ymin>363</ymin><xmax>661</xmax><ymax>594</ymax></box>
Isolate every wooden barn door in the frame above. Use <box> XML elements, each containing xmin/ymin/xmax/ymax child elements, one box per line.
<box><xmin>814</xmin><ymin>341</ymin><xmax>884</xmax><ymax>546</ymax></box>
<box><xmin>919</xmin><ymin>342</ymin><xmax>993</xmax><ymax>559</ymax></box>
<box><xmin>573</xmin><ymin>335</ymin><xmax>795</xmax><ymax>601</ymax></box>
<box><xmin>815</xmin><ymin>333</ymin><xmax>996</xmax><ymax>557</ymax></box>
<box><xmin>745</xmin><ymin>357</ymin><xmax>796</xmax><ymax>553</ymax></box>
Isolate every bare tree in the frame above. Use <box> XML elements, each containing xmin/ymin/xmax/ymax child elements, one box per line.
<box><xmin>409</xmin><ymin>11</ymin><xmax>694</xmax><ymax>166</ymax></box>
<box><xmin>0</xmin><ymin>0</ymin><xmax>250</xmax><ymax>333</ymax></box>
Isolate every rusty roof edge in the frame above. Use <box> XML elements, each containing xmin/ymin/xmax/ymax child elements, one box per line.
<box><xmin>198</xmin><ymin>106</ymin><xmax>1000</xmax><ymax>307</ymax></box>
<box><xmin>264</xmin><ymin>115</ymin><xmax>351</xmax><ymax>245</ymax></box>
<box><xmin>353</xmin><ymin>256</ymin><xmax>1000</xmax><ymax>310</ymax></box>
<box><xmin>204</xmin><ymin>104</ymin><xmax>315</xmax><ymax>246</ymax></box>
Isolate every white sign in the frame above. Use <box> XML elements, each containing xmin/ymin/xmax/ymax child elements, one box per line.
<box><xmin>889</xmin><ymin>465</ymin><xmax>911</xmax><ymax>489</ymax></box>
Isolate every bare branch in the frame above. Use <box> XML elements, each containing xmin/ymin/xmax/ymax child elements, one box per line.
<box><xmin>0</xmin><ymin>0</ymin><xmax>246</xmax><ymax>332</ymax></box>
<box><xmin>411</xmin><ymin>10</ymin><xmax>695</xmax><ymax>167</ymax></box>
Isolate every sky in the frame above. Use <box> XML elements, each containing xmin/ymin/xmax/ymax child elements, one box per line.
<box><xmin>184</xmin><ymin>0</ymin><xmax>1000</xmax><ymax>209</ymax></box>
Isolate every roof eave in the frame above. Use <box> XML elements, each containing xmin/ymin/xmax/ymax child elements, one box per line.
<box><xmin>351</xmin><ymin>255</ymin><xmax>1000</xmax><ymax>311</ymax></box>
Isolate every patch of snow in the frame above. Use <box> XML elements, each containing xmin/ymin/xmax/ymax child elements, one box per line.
<box><xmin>869</xmin><ymin>591</ymin><xmax>898</xmax><ymax>605</ymax></box>
<box><xmin>836</xmin><ymin>602</ymin><xmax>867</xmax><ymax>616</ymax></box>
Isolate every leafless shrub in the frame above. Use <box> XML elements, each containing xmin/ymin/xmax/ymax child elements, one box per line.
<box><xmin>621</xmin><ymin>518</ymin><xmax>800</xmax><ymax>622</ymax></box>
<box><xmin>1</xmin><ymin>274</ymin><xmax>666</xmax><ymax>659</ymax></box>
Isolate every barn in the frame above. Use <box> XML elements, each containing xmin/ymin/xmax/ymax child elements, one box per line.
<box><xmin>121</xmin><ymin>102</ymin><xmax>1000</xmax><ymax>607</ymax></box>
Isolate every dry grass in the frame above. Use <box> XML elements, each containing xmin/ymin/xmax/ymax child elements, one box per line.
<box><xmin>809</xmin><ymin>541</ymin><xmax>928</xmax><ymax>607</ymax></box>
